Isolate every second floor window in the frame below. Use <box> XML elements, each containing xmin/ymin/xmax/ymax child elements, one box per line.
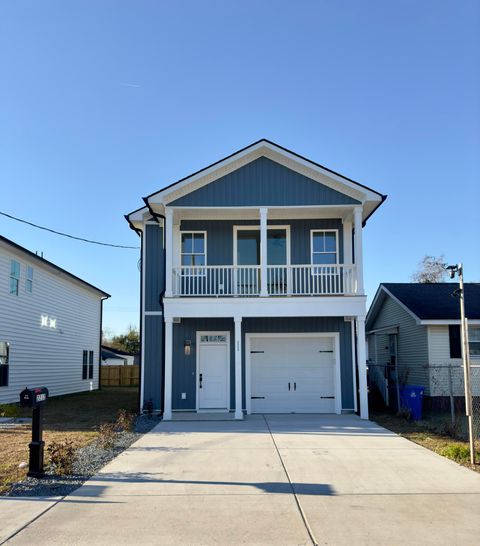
<box><xmin>181</xmin><ymin>232</ymin><xmax>206</xmax><ymax>270</ymax></box>
<box><xmin>26</xmin><ymin>266</ymin><xmax>33</xmax><ymax>293</ymax></box>
<box><xmin>10</xmin><ymin>260</ymin><xmax>20</xmax><ymax>295</ymax></box>
<box><xmin>311</xmin><ymin>230</ymin><xmax>338</xmax><ymax>266</ymax></box>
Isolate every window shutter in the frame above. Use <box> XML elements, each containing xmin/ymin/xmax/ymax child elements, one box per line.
<box><xmin>449</xmin><ymin>325</ymin><xmax>461</xmax><ymax>359</ymax></box>
<box><xmin>82</xmin><ymin>350</ymin><xmax>88</xmax><ymax>379</ymax></box>
<box><xmin>88</xmin><ymin>351</ymin><xmax>94</xmax><ymax>379</ymax></box>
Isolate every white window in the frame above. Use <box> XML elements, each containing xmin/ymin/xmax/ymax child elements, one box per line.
<box><xmin>470</xmin><ymin>327</ymin><xmax>480</xmax><ymax>358</ymax></box>
<box><xmin>9</xmin><ymin>260</ymin><xmax>20</xmax><ymax>296</ymax></box>
<box><xmin>26</xmin><ymin>266</ymin><xmax>33</xmax><ymax>293</ymax></box>
<box><xmin>181</xmin><ymin>232</ymin><xmax>206</xmax><ymax>273</ymax></box>
<box><xmin>200</xmin><ymin>335</ymin><xmax>227</xmax><ymax>343</ymax></box>
<box><xmin>311</xmin><ymin>230</ymin><xmax>338</xmax><ymax>266</ymax></box>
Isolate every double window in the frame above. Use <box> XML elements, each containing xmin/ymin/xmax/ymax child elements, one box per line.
<box><xmin>82</xmin><ymin>350</ymin><xmax>94</xmax><ymax>380</ymax></box>
<box><xmin>10</xmin><ymin>260</ymin><xmax>20</xmax><ymax>295</ymax></box>
<box><xmin>449</xmin><ymin>325</ymin><xmax>480</xmax><ymax>358</ymax></box>
<box><xmin>311</xmin><ymin>230</ymin><xmax>338</xmax><ymax>266</ymax></box>
<box><xmin>181</xmin><ymin>232</ymin><xmax>206</xmax><ymax>273</ymax></box>
<box><xmin>0</xmin><ymin>342</ymin><xmax>9</xmax><ymax>387</ymax></box>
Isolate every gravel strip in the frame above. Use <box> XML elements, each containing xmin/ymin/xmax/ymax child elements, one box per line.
<box><xmin>6</xmin><ymin>415</ymin><xmax>161</xmax><ymax>497</ymax></box>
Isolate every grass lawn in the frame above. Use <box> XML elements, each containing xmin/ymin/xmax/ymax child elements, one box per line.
<box><xmin>372</xmin><ymin>411</ymin><xmax>480</xmax><ymax>472</ymax></box>
<box><xmin>0</xmin><ymin>387</ymin><xmax>138</xmax><ymax>495</ymax></box>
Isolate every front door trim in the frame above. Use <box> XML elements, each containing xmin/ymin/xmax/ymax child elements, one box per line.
<box><xmin>196</xmin><ymin>331</ymin><xmax>230</xmax><ymax>412</ymax></box>
<box><xmin>245</xmin><ymin>332</ymin><xmax>341</xmax><ymax>415</ymax></box>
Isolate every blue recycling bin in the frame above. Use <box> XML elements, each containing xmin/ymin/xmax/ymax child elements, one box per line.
<box><xmin>399</xmin><ymin>385</ymin><xmax>425</xmax><ymax>421</ymax></box>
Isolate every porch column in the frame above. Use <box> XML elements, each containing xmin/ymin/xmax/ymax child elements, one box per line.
<box><xmin>163</xmin><ymin>317</ymin><xmax>173</xmax><ymax>420</ymax></box>
<box><xmin>165</xmin><ymin>208</ymin><xmax>173</xmax><ymax>297</ymax></box>
<box><xmin>356</xmin><ymin>316</ymin><xmax>369</xmax><ymax>419</ymax></box>
<box><xmin>353</xmin><ymin>207</ymin><xmax>364</xmax><ymax>294</ymax></box>
<box><xmin>343</xmin><ymin>220</ymin><xmax>353</xmax><ymax>264</ymax></box>
<box><xmin>234</xmin><ymin>316</ymin><xmax>243</xmax><ymax>419</ymax></box>
<box><xmin>260</xmin><ymin>207</ymin><xmax>268</xmax><ymax>296</ymax></box>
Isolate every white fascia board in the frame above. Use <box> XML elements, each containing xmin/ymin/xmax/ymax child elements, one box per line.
<box><xmin>163</xmin><ymin>295</ymin><xmax>367</xmax><ymax>320</ymax></box>
<box><xmin>127</xmin><ymin>207</ymin><xmax>152</xmax><ymax>231</ymax></box>
<box><xmin>419</xmin><ymin>319</ymin><xmax>480</xmax><ymax>325</ymax></box>
<box><xmin>148</xmin><ymin>141</ymin><xmax>382</xmax><ymax>214</ymax></box>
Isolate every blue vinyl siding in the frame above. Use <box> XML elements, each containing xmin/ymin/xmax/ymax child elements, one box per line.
<box><xmin>170</xmin><ymin>157</ymin><xmax>361</xmax><ymax>207</ymax></box>
<box><xmin>143</xmin><ymin>315</ymin><xmax>164</xmax><ymax>409</ymax></box>
<box><xmin>145</xmin><ymin>224</ymin><xmax>165</xmax><ymax>312</ymax></box>
<box><xmin>170</xmin><ymin>316</ymin><xmax>354</xmax><ymax>411</ymax></box>
<box><xmin>181</xmin><ymin>219</ymin><xmax>344</xmax><ymax>265</ymax></box>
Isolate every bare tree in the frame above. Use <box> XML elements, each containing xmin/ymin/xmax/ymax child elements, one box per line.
<box><xmin>412</xmin><ymin>255</ymin><xmax>447</xmax><ymax>283</ymax></box>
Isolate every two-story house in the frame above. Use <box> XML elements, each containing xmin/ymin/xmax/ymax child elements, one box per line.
<box><xmin>126</xmin><ymin>140</ymin><xmax>385</xmax><ymax>420</ymax></box>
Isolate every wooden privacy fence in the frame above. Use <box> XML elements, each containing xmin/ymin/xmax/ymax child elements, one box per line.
<box><xmin>101</xmin><ymin>365</ymin><xmax>139</xmax><ymax>387</ymax></box>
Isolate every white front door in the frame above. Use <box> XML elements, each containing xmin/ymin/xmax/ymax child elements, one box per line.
<box><xmin>249</xmin><ymin>335</ymin><xmax>339</xmax><ymax>414</ymax></box>
<box><xmin>197</xmin><ymin>333</ymin><xmax>229</xmax><ymax>410</ymax></box>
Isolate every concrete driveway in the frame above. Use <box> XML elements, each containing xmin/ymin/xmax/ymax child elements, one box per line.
<box><xmin>3</xmin><ymin>414</ymin><xmax>480</xmax><ymax>545</ymax></box>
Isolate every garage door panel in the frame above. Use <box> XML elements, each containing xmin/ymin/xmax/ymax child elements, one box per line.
<box><xmin>250</xmin><ymin>336</ymin><xmax>338</xmax><ymax>414</ymax></box>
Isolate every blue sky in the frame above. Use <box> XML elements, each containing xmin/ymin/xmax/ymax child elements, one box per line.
<box><xmin>1</xmin><ymin>1</ymin><xmax>479</xmax><ymax>335</ymax></box>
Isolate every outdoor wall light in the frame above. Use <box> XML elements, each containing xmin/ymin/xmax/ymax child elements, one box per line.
<box><xmin>184</xmin><ymin>340</ymin><xmax>192</xmax><ymax>356</ymax></box>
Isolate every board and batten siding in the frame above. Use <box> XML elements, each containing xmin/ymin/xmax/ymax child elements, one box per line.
<box><xmin>0</xmin><ymin>245</ymin><xmax>103</xmax><ymax>404</ymax></box>
<box><xmin>142</xmin><ymin>223</ymin><xmax>165</xmax><ymax>410</ymax></box>
<box><xmin>368</xmin><ymin>296</ymin><xmax>430</xmax><ymax>393</ymax></box>
<box><xmin>169</xmin><ymin>157</ymin><xmax>361</xmax><ymax>207</ymax></box>
<box><xmin>169</xmin><ymin>316</ymin><xmax>354</xmax><ymax>412</ymax></box>
<box><xmin>180</xmin><ymin>219</ymin><xmax>344</xmax><ymax>265</ymax></box>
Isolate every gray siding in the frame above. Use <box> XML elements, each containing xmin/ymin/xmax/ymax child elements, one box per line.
<box><xmin>143</xmin><ymin>315</ymin><xmax>164</xmax><ymax>409</ymax></box>
<box><xmin>170</xmin><ymin>157</ymin><xmax>361</xmax><ymax>207</ymax></box>
<box><xmin>368</xmin><ymin>297</ymin><xmax>429</xmax><ymax>392</ymax></box>
<box><xmin>181</xmin><ymin>219</ymin><xmax>344</xmax><ymax>265</ymax></box>
<box><xmin>145</xmin><ymin>224</ymin><xmax>165</xmax><ymax>312</ymax></box>
<box><xmin>170</xmin><ymin>316</ymin><xmax>354</xmax><ymax>411</ymax></box>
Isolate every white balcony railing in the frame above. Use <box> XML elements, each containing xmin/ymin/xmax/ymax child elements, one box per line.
<box><xmin>172</xmin><ymin>264</ymin><xmax>357</xmax><ymax>297</ymax></box>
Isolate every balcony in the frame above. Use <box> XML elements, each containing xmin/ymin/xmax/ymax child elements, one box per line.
<box><xmin>172</xmin><ymin>264</ymin><xmax>357</xmax><ymax>297</ymax></box>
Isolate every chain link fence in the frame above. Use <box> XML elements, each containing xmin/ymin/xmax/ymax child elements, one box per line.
<box><xmin>368</xmin><ymin>361</ymin><xmax>480</xmax><ymax>452</ymax></box>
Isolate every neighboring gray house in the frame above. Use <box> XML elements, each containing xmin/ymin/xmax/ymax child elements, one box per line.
<box><xmin>366</xmin><ymin>283</ymin><xmax>480</xmax><ymax>409</ymax></box>
<box><xmin>126</xmin><ymin>139</ymin><xmax>386</xmax><ymax>420</ymax></box>
<box><xmin>101</xmin><ymin>345</ymin><xmax>137</xmax><ymax>366</ymax></box>
<box><xmin>0</xmin><ymin>235</ymin><xmax>109</xmax><ymax>404</ymax></box>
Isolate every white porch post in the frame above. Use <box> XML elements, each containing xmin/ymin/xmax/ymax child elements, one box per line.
<box><xmin>163</xmin><ymin>317</ymin><xmax>173</xmax><ymax>420</ymax></box>
<box><xmin>353</xmin><ymin>207</ymin><xmax>364</xmax><ymax>295</ymax></box>
<box><xmin>234</xmin><ymin>316</ymin><xmax>243</xmax><ymax>419</ymax></box>
<box><xmin>165</xmin><ymin>208</ymin><xmax>173</xmax><ymax>297</ymax></box>
<box><xmin>356</xmin><ymin>316</ymin><xmax>369</xmax><ymax>419</ymax></box>
<box><xmin>260</xmin><ymin>207</ymin><xmax>268</xmax><ymax>296</ymax></box>
<box><xmin>343</xmin><ymin>220</ymin><xmax>353</xmax><ymax>264</ymax></box>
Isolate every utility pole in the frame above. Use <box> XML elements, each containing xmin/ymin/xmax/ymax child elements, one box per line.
<box><xmin>446</xmin><ymin>263</ymin><xmax>475</xmax><ymax>465</ymax></box>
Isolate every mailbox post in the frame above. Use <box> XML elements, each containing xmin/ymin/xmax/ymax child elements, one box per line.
<box><xmin>19</xmin><ymin>387</ymin><xmax>49</xmax><ymax>478</ymax></box>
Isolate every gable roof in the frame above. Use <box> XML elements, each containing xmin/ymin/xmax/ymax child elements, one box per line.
<box><xmin>126</xmin><ymin>139</ymin><xmax>386</xmax><ymax>230</ymax></box>
<box><xmin>0</xmin><ymin>235</ymin><xmax>110</xmax><ymax>298</ymax></box>
<box><xmin>367</xmin><ymin>283</ymin><xmax>480</xmax><ymax>328</ymax></box>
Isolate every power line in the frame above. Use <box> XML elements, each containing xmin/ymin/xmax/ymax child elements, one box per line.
<box><xmin>0</xmin><ymin>210</ymin><xmax>140</xmax><ymax>249</ymax></box>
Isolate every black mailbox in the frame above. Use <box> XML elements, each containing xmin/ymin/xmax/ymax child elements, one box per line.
<box><xmin>20</xmin><ymin>387</ymin><xmax>49</xmax><ymax>408</ymax></box>
<box><xmin>19</xmin><ymin>386</ymin><xmax>49</xmax><ymax>478</ymax></box>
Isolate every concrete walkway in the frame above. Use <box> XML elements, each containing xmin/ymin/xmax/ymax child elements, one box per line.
<box><xmin>3</xmin><ymin>414</ymin><xmax>480</xmax><ymax>545</ymax></box>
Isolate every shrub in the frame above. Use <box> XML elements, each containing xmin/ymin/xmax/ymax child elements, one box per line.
<box><xmin>98</xmin><ymin>422</ymin><xmax>116</xmax><ymax>450</ymax></box>
<box><xmin>47</xmin><ymin>440</ymin><xmax>75</xmax><ymax>475</ymax></box>
<box><xmin>115</xmin><ymin>409</ymin><xmax>136</xmax><ymax>432</ymax></box>
<box><xmin>440</xmin><ymin>443</ymin><xmax>470</xmax><ymax>462</ymax></box>
<box><xmin>0</xmin><ymin>403</ymin><xmax>20</xmax><ymax>418</ymax></box>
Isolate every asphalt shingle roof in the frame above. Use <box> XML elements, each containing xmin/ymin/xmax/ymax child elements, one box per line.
<box><xmin>382</xmin><ymin>283</ymin><xmax>480</xmax><ymax>320</ymax></box>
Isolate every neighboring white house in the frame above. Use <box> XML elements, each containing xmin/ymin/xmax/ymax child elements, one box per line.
<box><xmin>0</xmin><ymin>235</ymin><xmax>110</xmax><ymax>404</ymax></box>
<box><xmin>101</xmin><ymin>345</ymin><xmax>136</xmax><ymax>366</ymax></box>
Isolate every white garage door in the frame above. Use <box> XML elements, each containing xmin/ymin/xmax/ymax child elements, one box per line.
<box><xmin>249</xmin><ymin>335</ymin><xmax>338</xmax><ymax>414</ymax></box>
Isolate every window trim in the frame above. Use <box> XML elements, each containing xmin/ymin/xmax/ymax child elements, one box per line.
<box><xmin>469</xmin><ymin>325</ymin><xmax>480</xmax><ymax>359</ymax></box>
<box><xmin>10</xmin><ymin>260</ymin><xmax>20</xmax><ymax>296</ymax></box>
<box><xmin>180</xmin><ymin>230</ymin><xmax>207</xmax><ymax>275</ymax></box>
<box><xmin>310</xmin><ymin>229</ymin><xmax>339</xmax><ymax>270</ymax></box>
<box><xmin>25</xmin><ymin>265</ymin><xmax>33</xmax><ymax>293</ymax></box>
